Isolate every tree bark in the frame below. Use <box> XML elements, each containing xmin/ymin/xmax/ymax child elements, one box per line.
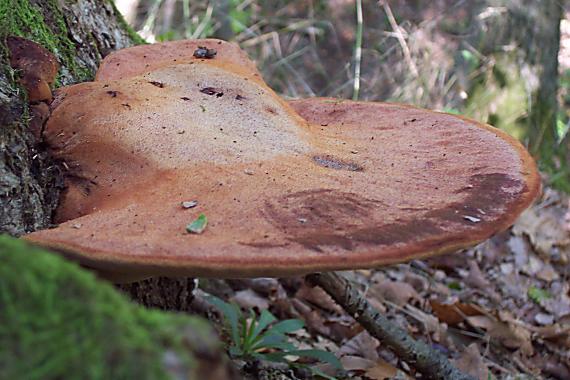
<box><xmin>1</xmin><ymin>0</ymin><xmax>199</xmax><ymax>310</ymax></box>
<box><xmin>0</xmin><ymin>0</ymin><xmax>236</xmax><ymax>379</ymax></box>
<box><xmin>0</xmin><ymin>0</ymin><xmax>135</xmax><ymax>236</ymax></box>
<box><xmin>118</xmin><ymin>277</ymin><xmax>197</xmax><ymax>311</ymax></box>
<box><xmin>472</xmin><ymin>0</ymin><xmax>566</xmax><ymax>188</ymax></box>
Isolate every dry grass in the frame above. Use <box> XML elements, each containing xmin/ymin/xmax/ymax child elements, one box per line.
<box><xmin>115</xmin><ymin>0</ymin><xmax>569</xmax><ymax>128</ymax></box>
<box><xmin>116</xmin><ymin>1</ymin><xmax>498</xmax><ymax>110</ymax></box>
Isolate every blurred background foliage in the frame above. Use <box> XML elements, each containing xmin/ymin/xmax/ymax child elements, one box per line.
<box><xmin>115</xmin><ymin>0</ymin><xmax>570</xmax><ymax>191</ymax></box>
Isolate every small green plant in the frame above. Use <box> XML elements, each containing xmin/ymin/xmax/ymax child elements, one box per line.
<box><xmin>447</xmin><ymin>281</ymin><xmax>462</xmax><ymax>291</ymax></box>
<box><xmin>206</xmin><ymin>296</ymin><xmax>342</xmax><ymax>377</ymax></box>
<box><xmin>528</xmin><ymin>286</ymin><xmax>551</xmax><ymax>304</ymax></box>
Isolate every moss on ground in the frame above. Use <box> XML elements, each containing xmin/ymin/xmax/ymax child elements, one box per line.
<box><xmin>0</xmin><ymin>235</ymin><xmax>222</xmax><ymax>380</ymax></box>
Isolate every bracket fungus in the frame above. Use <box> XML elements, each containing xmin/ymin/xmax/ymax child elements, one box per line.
<box><xmin>6</xmin><ymin>36</ymin><xmax>59</xmax><ymax>103</ymax></box>
<box><xmin>25</xmin><ymin>39</ymin><xmax>540</xmax><ymax>280</ymax></box>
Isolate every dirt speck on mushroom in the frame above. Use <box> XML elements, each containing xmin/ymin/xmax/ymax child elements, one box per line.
<box><xmin>182</xmin><ymin>201</ymin><xmax>198</xmax><ymax>209</ymax></box>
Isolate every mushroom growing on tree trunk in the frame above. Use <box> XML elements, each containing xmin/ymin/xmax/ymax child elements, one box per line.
<box><xmin>24</xmin><ymin>39</ymin><xmax>540</xmax><ymax>379</ymax></box>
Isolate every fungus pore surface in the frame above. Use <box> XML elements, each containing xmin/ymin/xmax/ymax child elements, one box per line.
<box><xmin>25</xmin><ymin>40</ymin><xmax>540</xmax><ymax>279</ymax></box>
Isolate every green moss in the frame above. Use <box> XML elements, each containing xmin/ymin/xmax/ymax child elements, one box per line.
<box><xmin>0</xmin><ymin>235</ymin><xmax>219</xmax><ymax>380</ymax></box>
<box><xmin>0</xmin><ymin>0</ymin><xmax>92</xmax><ymax>83</ymax></box>
<box><xmin>0</xmin><ymin>0</ymin><xmax>145</xmax><ymax>83</ymax></box>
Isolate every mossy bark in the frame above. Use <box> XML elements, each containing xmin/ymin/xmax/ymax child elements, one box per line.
<box><xmin>0</xmin><ymin>0</ymin><xmax>135</xmax><ymax>236</ymax></box>
<box><xmin>0</xmin><ymin>235</ymin><xmax>237</xmax><ymax>380</ymax></box>
<box><xmin>0</xmin><ymin>0</ymin><xmax>198</xmax><ymax>311</ymax></box>
<box><xmin>0</xmin><ymin>0</ymin><xmax>226</xmax><ymax>368</ymax></box>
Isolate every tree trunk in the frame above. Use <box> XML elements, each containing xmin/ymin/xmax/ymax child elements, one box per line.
<box><xmin>1</xmin><ymin>0</ymin><xmax>199</xmax><ymax>310</ymax></box>
<box><xmin>459</xmin><ymin>0</ymin><xmax>565</xmax><ymax>189</ymax></box>
<box><xmin>0</xmin><ymin>0</ymin><xmax>135</xmax><ymax>236</ymax></box>
<box><xmin>1</xmin><ymin>1</ymin><xmax>232</xmax><ymax>377</ymax></box>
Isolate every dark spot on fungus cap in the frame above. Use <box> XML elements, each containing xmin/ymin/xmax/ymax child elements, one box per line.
<box><xmin>265</xmin><ymin>173</ymin><xmax>525</xmax><ymax>253</ymax></box>
<box><xmin>149</xmin><ymin>81</ymin><xmax>164</xmax><ymax>88</ymax></box>
<box><xmin>200</xmin><ymin>87</ymin><xmax>223</xmax><ymax>97</ymax></box>
<box><xmin>312</xmin><ymin>155</ymin><xmax>363</xmax><ymax>172</ymax></box>
<box><xmin>25</xmin><ymin>40</ymin><xmax>540</xmax><ymax>280</ymax></box>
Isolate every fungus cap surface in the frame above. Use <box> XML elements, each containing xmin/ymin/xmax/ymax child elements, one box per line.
<box><xmin>7</xmin><ymin>36</ymin><xmax>58</xmax><ymax>102</ymax></box>
<box><xmin>25</xmin><ymin>43</ymin><xmax>540</xmax><ymax>279</ymax></box>
<box><xmin>95</xmin><ymin>39</ymin><xmax>261</xmax><ymax>81</ymax></box>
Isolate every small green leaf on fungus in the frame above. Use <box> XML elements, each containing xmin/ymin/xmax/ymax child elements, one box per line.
<box><xmin>187</xmin><ymin>214</ymin><xmax>208</xmax><ymax>234</ymax></box>
<box><xmin>528</xmin><ymin>286</ymin><xmax>551</xmax><ymax>304</ymax></box>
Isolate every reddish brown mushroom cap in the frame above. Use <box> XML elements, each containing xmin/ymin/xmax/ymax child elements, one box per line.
<box><xmin>7</xmin><ymin>36</ymin><xmax>59</xmax><ymax>102</ymax></box>
<box><xmin>25</xmin><ymin>48</ymin><xmax>539</xmax><ymax>279</ymax></box>
<box><xmin>95</xmin><ymin>39</ymin><xmax>261</xmax><ymax>81</ymax></box>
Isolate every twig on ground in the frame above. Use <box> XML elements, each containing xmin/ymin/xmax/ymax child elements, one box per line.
<box><xmin>306</xmin><ymin>271</ymin><xmax>476</xmax><ymax>380</ymax></box>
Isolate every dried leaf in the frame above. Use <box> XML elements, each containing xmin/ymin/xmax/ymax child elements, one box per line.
<box><xmin>513</xmin><ymin>206</ymin><xmax>570</xmax><ymax>259</ymax></box>
<box><xmin>405</xmin><ymin>304</ymin><xmax>442</xmax><ymax>336</ymax></box>
<box><xmin>296</xmin><ymin>283</ymin><xmax>343</xmax><ymax>313</ymax></box>
<box><xmin>402</xmin><ymin>271</ymin><xmax>429</xmax><ymax>293</ymax></box>
<box><xmin>230</xmin><ymin>289</ymin><xmax>269</xmax><ymax>311</ymax></box>
<box><xmin>291</xmin><ymin>299</ymin><xmax>330</xmax><ymax>337</ymax></box>
<box><xmin>427</xmin><ymin>253</ymin><xmax>469</xmax><ymax>272</ymax></box>
<box><xmin>365</xmin><ymin>359</ymin><xmax>402</xmax><ymax>380</ymax></box>
<box><xmin>535</xmin><ymin>262</ymin><xmax>559</xmax><ymax>282</ymax></box>
<box><xmin>337</xmin><ymin>331</ymin><xmax>379</xmax><ymax>361</ymax></box>
<box><xmin>465</xmin><ymin>260</ymin><xmax>492</xmax><ymax>289</ymax></box>
<box><xmin>325</xmin><ymin>314</ymin><xmax>363</xmax><ymax>342</ymax></box>
<box><xmin>452</xmin><ymin>343</ymin><xmax>488</xmax><ymax>380</ymax></box>
<box><xmin>430</xmin><ymin>300</ymin><xmax>485</xmax><ymax>325</ymax></box>
<box><xmin>541</xmin><ymin>358</ymin><xmax>570</xmax><ymax>380</ymax></box>
<box><xmin>491</xmin><ymin>312</ymin><xmax>534</xmax><ymax>355</ymax></box>
<box><xmin>370</xmin><ymin>280</ymin><xmax>420</xmax><ymax>307</ymax></box>
<box><xmin>466</xmin><ymin>315</ymin><xmax>496</xmax><ymax>330</ymax></box>
<box><xmin>531</xmin><ymin>323</ymin><xmax>570</xmax><ymax>348</ymax></box>
<box><xmin>340</xmin><ymin>355</ymin><xmax>376</xmax><ymax>371</ymax></box>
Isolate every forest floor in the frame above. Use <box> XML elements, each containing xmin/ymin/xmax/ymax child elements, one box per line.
<box><xmin>113</xmin><ymin>1</ymin><xmax>570</xmax><ymax>378</ymax></box>
<box><xmin>192</xmin><ymin>183</ymin><xmax>570</xmax><ymax>380</ymax></box>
